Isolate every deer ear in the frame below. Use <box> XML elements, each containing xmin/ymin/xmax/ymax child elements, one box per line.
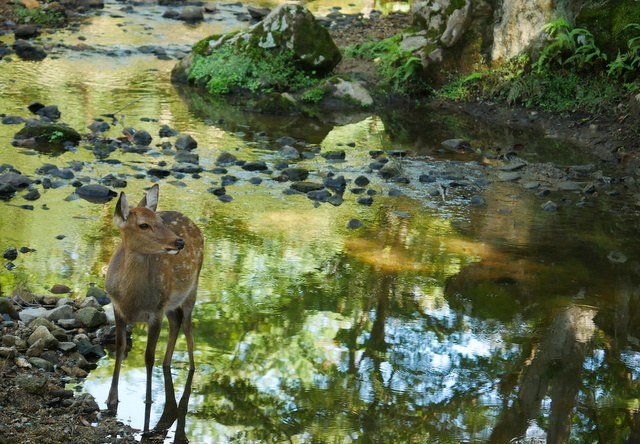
<box><xmin>113</xmin><ymin>192</ymin><xmax>130</xmax><ymax>229</ymax></box>
<box><xmin>138</xmin><ymin>184</ymin><xmax>159</xmax><ymax>212</ymax></box>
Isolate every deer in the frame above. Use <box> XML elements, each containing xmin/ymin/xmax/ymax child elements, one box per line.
<box><xmin>104</xmin><ymin>184</ymin><xmax>204</xmax><ymax>414</ymax></box>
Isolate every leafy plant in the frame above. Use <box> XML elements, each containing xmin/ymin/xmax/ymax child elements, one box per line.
<box><xmin>188</xmin><ymin>46</ymin><xmax>317</xmax><ymax>95</ymax></box>
<box><xmin>14</xmin><ymin>5</ymin><xmax>64</xmax><ymax>26</ymax></box>
<box><xmin>48</xmin><ymin>130</ymin><xmax>65</xmax><ymax>143</ymax></box>
<box><xmin>607</xmin><ymin>24</ymin><xmax>640</xmax><ymax>79</ymax></box>
<box><xmin>301</xmin><ymin>88</ymin><xmax>326</xmax><ymax>103</ymax></box>
<box><xmin>533</xmin><ymin>19</ymin><xmax>607</xmax><ymax>73</ymax></box>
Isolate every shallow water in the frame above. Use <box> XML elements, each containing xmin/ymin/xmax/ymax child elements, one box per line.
<box><xmin>2</xmin><ymin>1</ymin><xmax>640</xmax><ymax>443</ymax></box>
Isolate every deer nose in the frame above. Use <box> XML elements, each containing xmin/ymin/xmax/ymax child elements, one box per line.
<box><xmin>175</xmin><ymin>239</ymin><xmax>185</xmax><ymax>250</ymax></box>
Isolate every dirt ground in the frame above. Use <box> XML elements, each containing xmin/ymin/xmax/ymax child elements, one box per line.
<box><xmin>1</xmin><ymin>3</ymin><xmax>640</xmax><ymax>443</ymax></box>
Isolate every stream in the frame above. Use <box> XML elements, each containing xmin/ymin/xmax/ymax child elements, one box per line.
<box><xmin>3</xmin><ymin>0</ymin><xmax>640</xmax><ymax>442</ymax></box>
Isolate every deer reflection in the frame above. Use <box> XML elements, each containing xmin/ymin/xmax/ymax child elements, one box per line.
<box><xmin>140</xmin><ymin>368</ymin><xmax>195</xmax><ymax>444</ymax></box>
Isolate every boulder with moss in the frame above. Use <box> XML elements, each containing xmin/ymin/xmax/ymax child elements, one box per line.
<box><xmin>172</xmin><ymin>4</ymin><xmax>341</xmax><ymax>96</ymax></box>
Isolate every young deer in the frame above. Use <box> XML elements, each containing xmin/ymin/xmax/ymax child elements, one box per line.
<box><xmin>105</xmin><ymin>184</ymin><xmax>204</xmax><ymax>413</ymax></box>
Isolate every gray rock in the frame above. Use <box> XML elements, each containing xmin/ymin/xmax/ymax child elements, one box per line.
<box><xmin>133</xmin><ymin>129</ymin><xmax>152</xmax><ymax>146</ymax></box>
<box><xmin>282</xmin><ymin>168</ymin><xmax>309</xmax><ymax>181</ymax></box>
<box><xmin>497</xmin><ymin>172</ymin><xmax>521</xmax><ymax>182</ymax></box>
<box><xmin>58</xmin><ymin>318</ymin><xmax>82</xmax><ymax>329</ymax></box>
<box><xmin>19</xmin><ymin>307</ymin><xmax>49</xmax><ymax>324</ymax></box>
<box><xmin>75</xmin><ymin>307</ymin><xmax>107</xmax><ymax>328</ymax></box>
<box><xmin>541</xmin><ymin>200</ymin><xmax>558</xmax><ymax>212</ymax></box>
<box><xmin>15</xmin><ymin>374</ymin><xmax>47</xmax><ymax>394</ymax></box>
<box><xmin>58</xmin><ymin>341</ymin><xmax>77</xmax><ymax>352</ymax></box>
<box><xmin>175</xmin><ymin>133</ymin><xmax>198</xmax><ymax>150</ymax></box>
<box><xmin>29</xmin><ymin>357</ymin><xmax>54</xmax><ymax>372</ymax></box>
<box><xmin>216</xmin><ymin>152</ymin><xmax>238</xmax><ymax>165</ymax></box>
<box><xmin>179</xmin><ymin>6</ymin><xmax>204</xmax><ymax>22</ymax></box>
<box><xmin>0</xmin><ymin>346</ymin><xmax>18</xmax><ymax>358</ymax></box>
<box><xmin>470</xmin><ymin>195</ymin><xmax>485</xmax><ymax>206</ymax></box>
<box><xmin>0</xmin><ymin>298</ymin><xmax>19</xmax><ymax>320</ymax></box>
<box><xmin>46</xmin><ymin>305</ymin><xmax>74</xmax><ymax>322</ymax></box>
<box><xmin>347</xmin><ymin>219</ymin><xmax>364</xmax><ymax>229</ymax></box>
<box><xmin>29</xmin><ymin>317</ymin><xmax>56</xmax><ymax>331</ymax></box>
<box><xmin>2</xmin><ymin>335</ymin><xmax>27</xmax><ymax>349</ymax></box>
<box><xmin>28</xmin><ymin>325</ymin><xmax>59</xmax><ymax>348</ymax></box>
<box><xmin>278</xmin><ymin>145</ymin><xmax>300</xmax><ymax>159</ymax></box>
<box><xmin>556</xmin><ymin>181</ymin><xmax>581</xmax><ymax>191</ymax></box>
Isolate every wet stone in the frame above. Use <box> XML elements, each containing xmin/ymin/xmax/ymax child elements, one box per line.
<box><xmin>497</xmin><ymin>172</ymin><xmax>521</xmax><ymax>182</ymax></box>
<box><xmin>281</xmin><ymin>168</ymin><xmax>309</xmax><ymax>182</ymax></box>
<box><xmin>347</xmin><ymin>219</ymin><xmax>364</xmax><ymax>229</ymax></box>
<box><xmin>354</xmin><ymin>175</ymin><xmax>370</xmax><ymax>186</ymax></box>
<box><xmin>278</xmin><ymin>145</ymin><xmax>300</xmax><ymax>159</ymax></box>
<box><xmin>357</xmin><ymin>196</ymin><xmax>374</xmax><ymax>206</ymax></box>
<box><xmin>470</xmin><ymin>195</ymin><xmax>485</xmax><ymax>206</ymax></box>
<box><xmin>541</xmin><ymin>200</ymin><xmax>558</xmax><ymax>212</ymax></box>
<box><xmin>216</xmin><ymin>152</ymin><xmax>238</xmax><ymax>165</ymax></box>
<box><xmin>307</xmin><ymin>190</ymin><xmax>332</xmax><ymax>202</ymax></box>
<box><xmin>74</xmin><ymin>307</ymin><xmax>107</xmax><ymax>328</ymax></box>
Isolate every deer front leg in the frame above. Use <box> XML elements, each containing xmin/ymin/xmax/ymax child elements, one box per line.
<box><xmin>106</xmin><ymin>311</ymin><xmax>127</xmax><ymax>412</ymax></box>
<box><xmin>144</xmin><ymin>315</ymin><xmax>163</xmax><ymax>406</ymax></box>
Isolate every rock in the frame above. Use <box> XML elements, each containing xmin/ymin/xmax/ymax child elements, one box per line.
<box><xmin>3</xmin><ymin>247</ymin><xmax>18</xmax><ymax>261</ymax></box>
<box><xmin>14</xmin><ymin>25</ymin><xmax>39</xmax><ymax>40</ymax></box>
<box><xmin>556</xmin><ymin>180</ymin><xmax>581</xmax><ymax>191</ymax></box>
<box><xmin>46</xmin><ymin>305</ymin><xmax>74</xmax><ymax>322</ymax></box>
<box><xmin>19</xmin><ymin>307</ymin><xmax>49</xmax><ymax>324</ymax></box>
<box><xmin>470</xmin><ymin>195</ymin><xmax>486</xmax><ymax>206</ymax></box>
<box><xmin>163</xmin><ymin>9</ymin><xmax>180</xmax><ymax>19</ymax></box>
<box><xmin>307</xmin><ymin>190</ymin><xmax>332</xmax><ymax>202</ymax></box>
<box><xmin>29</xmin><ymin>357</ymin><xmax>54</xmax><ymax>372</ymax></box>
<box><xmin>29</xmin><ymin>317</ymin><xmax>57</xmax><ymax>331</ymax></box>
<box><xmin>76</xmin><ymin>184</ymin><xmax>117</xmax><ymax>203</ymax></box>
<box><xmin>327</xmin><ymin>195</ymin><xmax>344</xmax><ymax>206</ymax></box>
<box><xmin>541</xmin><ymin>200</ymin><xmax>558</xmax><ymax>212</ymax></box>
<box><xmin>14</xmin><ymin>124</ymin><xmax>81</xmax><ymax>146</ymax></box>
<box><xmin>248</xmin><ymin>5</ymin><xmax>271</xmax><ymax>20</ymax></box>
<box><xmin>173</xmin><ymin>4</ymin><xmax>341</xmax><ymax>86</ymax></box>
<box><xmin>0</xmin><ymin>346</ymin><xmax>18</xmax><ymax>358</ymax></box>
<box><xmin>2</xmin><ymin>335</ymin><xmax>27</xmax><ymax>349</ymax></box>
<box><xmin>441</xmin><ymin>138</ymin><xmax>472</xmax><ymax>153</ymax></box>
<box><xmin>58</xmin><ymin>341</ymin><xmax>77</xmax><ymax>352</ymax></box>
<box><xmin>278</xmin><ymin>145</ymin><xmax>300</xmax><ymax>159</ymax></box>
<box><xmin>321</xmin><ymin>150</ymin><xmax>346</xmax><ymax>160</ymax></box>
<box><xmin>175</xmin><ymin>133</ymin><xmax>198</xmax><ymax>150</ymax></box>
<box><xmin>75</xmin><ymin>307</ymin><xmax>107</xmax><ymax>328</ymax></box>
<box><xmin>379</xmin><ymin>162</ymin><xmax>404</xmax><ymax>180</ymax></box>
<box><xmin>242</xmin><ymin>161</ymin><xmax>268</xmax><ymax>171</ymax></box>
<box><xmin>15</xmin><ymin>374</ymin><xmax>47</xmax><ymax>394</ymax></box>
<box><xmin>77</xmin><ymin>296</ymin><xmax>102</xmax><ymax>310</ymax></box>
<box><xmin>159</xmin><ymin>124</ymin><xmax>179</xmax><ymax>137</ymax></box>
<box><xmin>28</xmin><ymin>325</ymin><xmax>59</xmax><ymax>348</ymax></box>
<box><xmin>75</xmin><ymin>340</ymin><xmax>106</xmax><ymax>359</ymax></box>
<box><xmin>347</xmin><ymin>219</ymin><xmax>364</xmax><ymax>229</ymax></box>
<box><xmin>133</xmin><ymin>129</ymin><xmax>152</xmax><ymax>146</ymax></box>
<box><xmin>290</xmin><ymin>182</ymin><xmax>325</xmax><ymax>193</ymax></box>
<box><xmin>216</xmin><ymin>152</ymin><xmax>238</xmax><ymax>165</ymax></box>
<box><xmin>281</xmin><ymin>168</ymin><xmax>309</xmax><ymax>181</ymax></box>
<box><xmin>0</xmin><ymin>171</ymin><xmax>32</xmax><ymax>188</ymax></box>
<box><xmin>324</xmin><ymin>175</ymin><xmax>346</xmax><ymax>191</ymax></box>
<box><xmin>0</xmin><ymin>298</ymin><xmax>19</xmax><ymax>320</ymax></box>
<box><xmin>12</xmin><ymin>39</ymin><xmax>46</xmax><ymax>60</ymax></box>
<box><xmin>86</xmin><ymin>286</ymin><xmax>110</xmax><ymax>305</ymax></box>
<box><xmin>497</xmin><ymin>172</ymin><xmax>521</xmax><ymax>182</ymax></box>
<box><xmin>175</xmin><ymin>151</ymin><xmax>199</xmax><ymax>164</ymax></box>
<box><xmin>357</xmin><ymin>196</ymin><xmax>374</xmax><ymax>206</ymax></box>
<box><xmin>354</xmin><ymin>175</ymin><xmax>370</xmax><ymax>187</ymax></box>
<box><xmin>50</xmin><ymin>284</ymin><xmax>71</xmax><ymax>294</ymax></box>
<box><xmin>36</xmin><ymin>105</ymin><xmax>61</xmax><ymax>121</ymax></box>
<box><xmin>323</xmin><ymin>77</ymin><xmax>374</xmax><ymax>107</ymax></box>
<box><xmin>179</xmin><ymin>6</ymin><xmax>204</xmax><ymax>22</ymax></box>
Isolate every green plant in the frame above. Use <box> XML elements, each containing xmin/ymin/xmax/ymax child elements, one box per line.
<box><xmin>188</xmin><ymin>46</ymin><xmax>318</xmax><ymax>95</ymax></box>
<box><xmin>607</xmin><ymin>24</ymin><xmax>640</xmax><ymax>78</ymax></box>
<box><xmin>48</xmin><ymin>130</ymin><xmax>65</xmax><ymax>143</ymax></box>
<box><xmin>14</xmin><ymin>5</ymin><xmax>64</xmax><ymax>26</ymax></box>
<box><xmin>301</xmin><ymin>88</ymin><xmax>326</xmax><ymax>103</ymax></box>
<box><xmin>533</xmin><ymin>19</ymin><xmax>607</xmax><ymax>73</ymax></box>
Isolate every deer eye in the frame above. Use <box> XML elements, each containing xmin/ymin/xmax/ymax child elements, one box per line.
<box><xmin>139</xmin><ymin>223</ymin><xmax>151</xmax><ymax>230</ymax></box>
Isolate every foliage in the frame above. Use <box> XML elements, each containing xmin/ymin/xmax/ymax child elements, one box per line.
<box><xmin>438</xmin><ymin>20</ymin><xmax>640</xmax><ymax>115</ymax></box>
<box><xmin>48</xmin><ymin>130</ymin><xmax>65</xmax><ymax>143</ymax></box>
<box><xmin>301</xmin><ymin>88</ymin><xmax>326</xmax><ymax>103</ymax></box>
<box><xmin>344</xmin><ymin>35</ymin><xmax>431</xmax><ymax>96</ymax></box>
<box><xmin>188</xmin><ymin>46</ymin><xmax>318</xmax><ymax>95</ymax></box>
<box><xmin>532</xmin><ymin>19</ymin><xmax>608</xmax><ymax>73</ymax></box>
<box><xmin>14</xmin><ymin>5</ymin><xmax>64</xmax><ymax>26</ymax></box>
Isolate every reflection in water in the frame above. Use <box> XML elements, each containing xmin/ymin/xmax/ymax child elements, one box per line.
<box><xmin>3</xmin><ymin>0</ymin><xmax>640</xmax><ymax>442</ymax></box>
<box><xmin>141</xmin><ymin>368</ymin><xmax>194</xmax><ymax>443</ymax></box>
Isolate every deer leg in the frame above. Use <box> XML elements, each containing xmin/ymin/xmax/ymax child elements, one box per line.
<box><xmin>106</xmin><ymin>311</ymin><xmax>127</xmax><ymax>412</ymax></box>
<box><xmin>163</xmin><ymin>308</ymin><xmax>183</xmax><ymax>367</ymax></box>
<box><xmin>144</xmin><ymin>316</ymin><xmax>163</xmax><ymax>407</ymax></box>
<box><xmin>181</xmin><ymin>296</ymin><xmax>196</xmax><ymax>369</ymax></box>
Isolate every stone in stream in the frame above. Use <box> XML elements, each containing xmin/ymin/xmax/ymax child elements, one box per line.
<box><xmin>175</xmin><ymin>133</ymin><xmax>198</xmax><ymax>150</ymax></box>
<box><xmin>76</xmin><ymin>184</ymin><xmax>117</xmax><ymax>203</ymax></box>
<box><xmin>541</xmin><ymin>200</ymin><xmax>558</xmax><ymax>212</ymax></box>
<box><xmin>216</xmin><ymin>152</ymin><xmax>238</xmax><ymax>166</ymax></box>
<box><xmin>354</xmin><ymin>175</ymin><xmax>370</xmax><ymax>187</ymax></box>
<box><xmin>281</xmin><ymin>168</ymin><xmax>309</xmax><ymax>182</ymax></box>
<box><xmin>278</xmin><ymin>145</ymin><xmax>300</xmax><ymax>159</ymax></box>
<box><xmin>347</xmin><ymin>219</ymin><xmax>364</xmax><ymax>229</ymax></box>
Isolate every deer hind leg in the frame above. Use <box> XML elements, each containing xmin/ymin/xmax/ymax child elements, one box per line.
<box><xmin>106</xmin><ymin>310</ymin><xmax>127</xmax><ymax>412</ymax></box>
<box><xmin>163</xmin><ymin>308</ymin><xmax>183</xmax><ymax>367</ymax></box>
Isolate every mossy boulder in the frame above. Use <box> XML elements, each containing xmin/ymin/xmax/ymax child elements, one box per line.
<box><xmin>172</xmin><ymin>4</ymin><xmax>341</xmax><ymax>95</ymax></box>
<box><xmin>13</xmin><ymin>124</ymin><xmax>82</xmax><ymax>153</ymax></box>
<box><xmin>575</xmin><ymin>0</ymin><xmax>640</xmax><ymax>56</ymax></box>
